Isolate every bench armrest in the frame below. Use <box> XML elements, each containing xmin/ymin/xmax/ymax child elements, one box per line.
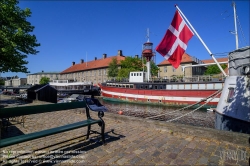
<box><xmin>98</xmin><ymin>111</ymin><xmax>104</xmax><ymax>118</ymax></box>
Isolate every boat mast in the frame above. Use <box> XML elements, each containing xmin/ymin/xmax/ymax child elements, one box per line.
<box><xmin>232</xmin><ymin>1</ymin><xmax>239</xmax><ymax>49</ymax></box>
<box><xmin>142</xmin><ymin>28</ymin><xmax>154</xmax><ymax>82</ymax></box>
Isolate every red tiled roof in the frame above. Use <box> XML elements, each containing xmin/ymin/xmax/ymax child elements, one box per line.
<box><xmin>157</xmin><ymin>53</ymin><xmax>194</xmax><ymax>66</ymax></box>
<box><xmin>202</xmin><ymin>57</ymin><xmax>228</xmax><ymax>63</ymax></box>
<box><xmin>61</xmin><ymin>55</ymin><xmax>126</xmax><ymax>74</ymax></box>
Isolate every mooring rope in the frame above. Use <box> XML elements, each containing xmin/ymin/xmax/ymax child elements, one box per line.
<box><xmin>145</xmin><ymin>89</ymin><xmax>222</xmax><ymax>120</ymax></box>
<box><xmin>165</xmin><ymin>90</ymin><xmax>222</xmax><ymax>122</ymax></box>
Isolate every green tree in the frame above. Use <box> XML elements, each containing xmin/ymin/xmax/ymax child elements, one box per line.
<box><xmin>150</xmin><ymin>61</ymin><xmax>159</xmax><ymax>77</ymax></box>
<box><xmin>204</xmin><ymin>64</ymin><xmax>227</xmax><ymax>75</ymax></box>
<box><xmin>141</xmin><ymin>58</ymin><xmax>159</xmax><ymax>77</ymax></box>
<box><xmin>0</xmin><ymin>0</ymin><xmax>40</xmax><ymax>73</ymax></box>
<box><xmin>0</xmin><ymin>79</ymin><xmax>4</xmax><ymax>85</ymax></box>
<box><xmin>39</xmin><ymin>77</ymin><xmax>50</xmax><ymax>85</ymax></box>
<box><xmin>118</xmin><ymin>56</ymin><xmax>143</xmax><ymax>78</ymax></box>
<box><xmin>108</xmin><ymin>58</ymin><xmax>119</xmax><ymax>77</ymax></box>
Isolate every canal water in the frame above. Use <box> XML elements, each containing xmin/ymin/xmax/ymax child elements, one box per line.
<box><xmin>99</xmin><ymin>98</ymin><xmax>216</xmax><ymax>129</ymax></box>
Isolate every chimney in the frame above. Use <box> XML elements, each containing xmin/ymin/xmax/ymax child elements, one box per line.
<box><xmin>95</xmin><ymin>57</ymin><xmax>97</xmax><ymax>60</ymax></box>
<box><xmin>80</xmin><ymin>59</ymin><xmax>84</xmax><ymax>63</ymax></box>
<box><xmin>118</xmin><ymin>50</ymin><xmax>123</xmax><ymax>56</ymax></box>
<box><xmin>135</xmin><ymin>55</ymin><xmax>139</xmax><ymax>58</ymax></box>
<box><xmin>72</xmin><ymin>61</ymin><xmax>75</xmax><ymax>66</ymax></box>
<box><xmin>103</xmin><ymin>54</ymin><xmax>107</xmax><ymax>59</ymax></box>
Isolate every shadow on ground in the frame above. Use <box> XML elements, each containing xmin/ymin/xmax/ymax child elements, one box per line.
<box><xmin>1</xmin><ymin>129</ymin><xmax>125</xmax><ymax>166</ymax></box>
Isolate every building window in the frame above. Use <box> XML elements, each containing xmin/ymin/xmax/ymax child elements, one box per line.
<box><xmin>164</xmin><ymin>67</ymin><xmax>167</xmax><ymax>73</ymax></box>
<box><xmin>99</xmin><ymin>69</ymin><xmax>101</xmax><ymax>76</ymax></box>
<box><xmin>172</xmin><ymin>67</ymin><xmax>176</xmax><ymax>72</ymax></box>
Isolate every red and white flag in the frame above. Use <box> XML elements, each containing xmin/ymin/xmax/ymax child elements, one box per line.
<box><xmin>156</xmin><ymin>10</ymin><xmax>194</xmax><ymax>68</ymax></box>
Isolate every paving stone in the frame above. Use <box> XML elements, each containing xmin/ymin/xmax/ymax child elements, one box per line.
<box><xmin>167</xmin><ymin>153</ymin><xmax>178</xmax><ymax>160</ymax></box>
<box><xmin>184</xmin><ymin>157</ymin><xmax>198</xmax><ymax>165</ymax></box>
<box><xmin>198</xmin><ymin>156</ymin><xmax>209</xmax><ymax>165</ymax></box>
<box><xmin>161</xmin><ymin>157</ymin><xmax>173</xmax><ymax>165</ymax></box>
<box><xmin>152</xmin><ymin>150</ymin><xmax>161</xmax><ymax>157</ymax></box>
<box><xmin>186</xmin><ymin>141</ymin><xmax>197</xmax><ymax>149</ymax></box>
<box><xmin>129</xmin><ymin>156</ymin><xmax>142</xmax><ymax>165</ymax></box>
<box><xmin>116</xmin><ymin>158</ymin><xmax>128</xmax><ymax>165</ymax></box>
<box><xmin>133</xmin><ymin>149</ymin><xmax>144</xmax><ymax>155</ymax></box>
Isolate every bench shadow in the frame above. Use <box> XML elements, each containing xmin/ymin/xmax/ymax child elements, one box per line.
<box><xmin>1</xmin><ymin>118</ymin><xmax>25</xmax><ymax>139</ymax></box>
<box><xmin>1</xmin><ymin>129</ymin><xmax>125</xmax><ymax>166</ymax></box>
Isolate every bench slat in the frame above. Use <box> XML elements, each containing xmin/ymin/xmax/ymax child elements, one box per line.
<box><xmin>0</xmin><ymin>119</ymin><xmax>101</xmax><ymax>148</ymax></box>
<box><xmin>0</xmin><ymin>102</ymin><xmax>86</xmax><ymax>118</ymax></box>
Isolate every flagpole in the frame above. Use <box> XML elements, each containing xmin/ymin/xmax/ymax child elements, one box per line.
<box><xmin>175</xmin><ymin>5</ymin><xmax>227</xmax><ymax>77</ymax></box>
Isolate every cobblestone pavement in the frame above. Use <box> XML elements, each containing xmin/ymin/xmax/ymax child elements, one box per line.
<box><xmin>1</xmin><ymin>108</ymin><xmax>249</xmax><ymax>166</ymax></box>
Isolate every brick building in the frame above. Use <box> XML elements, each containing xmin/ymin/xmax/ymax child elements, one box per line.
<box><xmin>27</xmin><ymin>71</ymin><xmax>60</xmax><ymax>85</ymax></box>
<box><xmin>60</xmin><ymin>50</ymin><xmax>126</xmax><ymax>85</ymax></box>
<box><xmin>157</xmin><ymin>53</ymin><xmax>207</xmax><ymax>79</ymax></box>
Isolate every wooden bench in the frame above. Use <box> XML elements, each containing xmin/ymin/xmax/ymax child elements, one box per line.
<box><xmin>0</xmin><ymin>96</ymin><xmax>106</xmax><ymax>148</ymax></box>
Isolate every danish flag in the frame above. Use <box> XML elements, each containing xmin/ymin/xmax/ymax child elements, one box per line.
<box><xmin>156</xmin><ymin>10</ymin><xmax>194</xmax><ymax>68</ymax></box>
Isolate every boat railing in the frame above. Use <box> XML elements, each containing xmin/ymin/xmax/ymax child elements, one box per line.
<box><xmin>183</xmin><ymin>74</ymin><xmax>226</xmax><ymax>82</ymax></box>
<box><xmin>107</xmin><ymin>74</ymin><xmax>226</xmax><ymax>83</ymax></box>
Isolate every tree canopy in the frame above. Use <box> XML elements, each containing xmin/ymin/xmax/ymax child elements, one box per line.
<box><xmin>0</xmin><ymin>0</ymin><xmax>40</xmax><ymax>73</ymax></box>
<box><xmin>149</xmin><ymin>60</ymin><xmax>159</xmax><ymax>77</ymax></box>
<box><xmin>107</xmin><ymin>58</ymin><xmax>119</xmax><ymax>77</ymax></box>
<box><xmin>204</xmin><ymin>64</ymin><xmax>227</xmax><ymax>75</ymax></box>
<box><xmin>39</xmin><ymin>76</ymin><xmax>50</xmax><ymax>85</ymax></box>
<box><xmin>108</xmin><ymin>56</ymin><xmax>159</xmax><ymax>78</ymax></box>
<box><xmin>0</xmin><ymin>79</ymin><xmax>4</xmax><ymax>86</ymax></box>
<box><xmin>118</xmin><ymin>56</ymin><xmax>143</xmax><ymax>78</ymax></box>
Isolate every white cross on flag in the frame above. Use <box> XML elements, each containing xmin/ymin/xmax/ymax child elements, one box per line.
<box><xmin>156</xmin><ymin>10</ymin><xmax>194</xmax><ymax>69</ymax></box>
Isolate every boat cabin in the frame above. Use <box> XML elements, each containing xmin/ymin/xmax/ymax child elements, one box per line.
<box><xmin>129</xmin><ymin>72</ymin><xmax>146</xmax><ymax>83</ymax></box>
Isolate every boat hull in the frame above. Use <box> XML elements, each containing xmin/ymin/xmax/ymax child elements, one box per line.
<box><xmin>215</xmin><ymin>112</ymin><xmax>250</xmax><ymax>134</ymax></box>
<box><xmin>100</xmin><ymin>85</ymin><xmax>220</xmax><ymax>108</ymax></box>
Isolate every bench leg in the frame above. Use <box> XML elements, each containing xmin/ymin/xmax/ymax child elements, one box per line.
<box><xmin>100</xmin><ymin>121</ymin><xmax>106</xmax><ymax>145</ymax></box>
<box><xmin>87</xmin><ymin>125</ymin><xmax>91</xmax><ymax>140</ymax></box>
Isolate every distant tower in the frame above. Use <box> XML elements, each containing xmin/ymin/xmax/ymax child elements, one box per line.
<box><xmin>142</xmin><ymin>28</ymin><xmax>155</xmax><ymax>82</ymax></box>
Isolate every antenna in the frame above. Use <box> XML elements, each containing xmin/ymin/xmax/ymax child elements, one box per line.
<box><xmin>232</xmin><ymin>1</ymin><xmax>239</xmax><ymax>49</ymax></box>
<box><xmin>146</xmin><ymin>28</ymin><xmax>150</xmax><ymax>42</ymax></box>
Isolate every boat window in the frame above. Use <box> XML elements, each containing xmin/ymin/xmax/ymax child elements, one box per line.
<box><xmin>154</xmin><ymin>85</ymin><xmax>158</xmax><ymax>89</ymax></box>
<box><xmin>160</xmin><ymin>85</ymin><xmax>163</xmax><ymax>89</ymax></box>
<box><xmin>130</xmin><ymin>85</ymin><xmax>133</xmax><ymax>88</ymax></box>
<box><xmin>140</xmin><ymin>73</ymin><xmax>142</xmax><ymax>76</ymax></box>
<box><xmin>172</xmin><ymin>85</ymin><xmax>178</xmax><ymax>90</ymax></box>
<box><xmin>206</xmin><ymin>84</ymin><xmax>213</xmax><ymax>89</ymax></box>
<box><xmin>140</xmin><ymin>85</ymin><xmax>144</xmax><ymax>89</ymax></box>
<box><xmin>199</xmin><ymin>84</ymin><xmax>206</xmax><ymax>89</ymax></box>
<box><xmin>131</xmin><ymin>73</ymin><xmax>133</xmax><ymax>76</ymax></box>
<box><xmin>145</xmin><ymin>85</ymin><xmax>148</xmax><ymax>89</ymax></box>
<box><xmin>227</xmin><ymin>87</ymin><xmax>234</xmax><ymax>102</ymax></box>
<box><xmin>185</xmin><ymin>84</ymin><xmax>191</xmax><ymax>89</ymax></box>
<box><xmin>179</xmin><ymin>84</ymin><xmax>185</xmax><ymax>89</ymax></box>
<box><xmin>149</xmin><ymin>85</ymin><xmax>153</xmax><ymax>89</ymax></box>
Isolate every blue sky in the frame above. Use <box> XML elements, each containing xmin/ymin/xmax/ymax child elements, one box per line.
<box><xmin>2</xmin><ymin>0</ymin><xmax>249</xmax><ymax>78</ymax></box>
